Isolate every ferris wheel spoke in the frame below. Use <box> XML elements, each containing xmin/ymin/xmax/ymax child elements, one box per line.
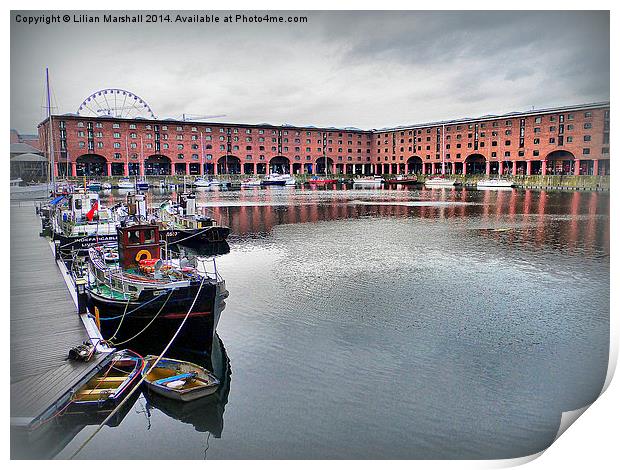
<box><xmin>77</xmin><ymin>88</ymin><xmax>156</xmax><ymax>120</ymax></box>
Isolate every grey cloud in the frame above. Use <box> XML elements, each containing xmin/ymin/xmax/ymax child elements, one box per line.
<box><xmin>10</xmin><ymin>10</ymin><xmax>609</xmax><ymax>133</ymax></box>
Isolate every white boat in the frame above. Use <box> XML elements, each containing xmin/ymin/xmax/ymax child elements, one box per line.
<box><xmin>117</xmin><ymin>178</ymin><xmax>134</xmax><ymax>189</ymax></box>
<box><xmin>102</xmin><ymin>182</ymin><xmax>112</xmax><ymax>190</ymax></box>
<box><xmin>136</xmin><ymin>179</ymin><xmax>150</xmax><ymax>190</ymax></box>
<box><xmin>477</xmin><ymin>178</ymin><xmax>515</xmax><ymax>189</ymax></box>
<box><xmin>194</xmin><ymin>177</ymin><xmax>221</xmax><ymax>188</ymax></box>
<box><xmin>424</xmin><ymin>176</ymin><xmax>458</xmax><ymax>187</ymax></box>
<box><xmin>353</xmin><ymin>176</ymin><xmax>384</xmax><ymax>186</ymax></box>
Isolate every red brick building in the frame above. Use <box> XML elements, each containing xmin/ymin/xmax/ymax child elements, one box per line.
<box><xmin>37</xmin><ymin>101</ymin><xmax>610</xmax><ymax>177</ymax></box>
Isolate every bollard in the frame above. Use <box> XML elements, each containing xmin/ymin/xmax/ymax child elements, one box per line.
<box><xmin>75</xmin><ymin>278</ymin><xmax>88</xmax><ymax>315</ymax></box>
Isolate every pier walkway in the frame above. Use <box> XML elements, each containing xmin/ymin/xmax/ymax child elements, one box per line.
<box><xmin>10</xmin><ymin>203</ymin><xmax>111</xmax><ymax>428</ymax></box>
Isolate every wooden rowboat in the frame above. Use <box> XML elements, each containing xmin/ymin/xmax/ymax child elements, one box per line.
<box><xmin>142</xmin><ymin>356</ymin><xmax>220</xmax><ymax>402</ymax></box>
<box><xmin>70</xmin><ymin>350</ymin><xmax>144</xmax><ymax>409</ymax></box>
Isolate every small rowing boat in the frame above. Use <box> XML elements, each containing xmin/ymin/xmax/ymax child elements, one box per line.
<box><xmin>142</xmin><ymin>356</ymin><xmax>220</xmax><ymax>402</ymax></box>
<box><xmin>70</xmin><ymin>350</ymin><xmax>144</xmax><ymax>409</ymax></box>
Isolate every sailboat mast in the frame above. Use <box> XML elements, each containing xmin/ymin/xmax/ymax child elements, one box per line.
<box><xmin>45</xmin><ymin>67</ymin><xmax>56</xmax><ymax>190</ymax></box>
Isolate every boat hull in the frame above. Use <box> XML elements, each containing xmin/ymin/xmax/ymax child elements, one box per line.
<box><xmin>88</xmin><ymin>281</ymin><xmax>225</xmax><ymax>353</ymax></box>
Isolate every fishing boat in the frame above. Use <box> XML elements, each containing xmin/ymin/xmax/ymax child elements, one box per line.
<box><xmin>142</xmin><ymin>356</ymin><xmax>220</xmax><ymax>402</ymax></box>
<box><xmin>240</xmin><ymin>178</ymin><xmax>261</xmax><ymax>188</ymax></box>
<box><xmin>308</xmin><ymin>175</ymin><xmax>337</xmax><ymax>184</ymax></box>
<box><xmin>85</xmin><ymin>223</ymin><xmax>228</xmax><ymax>351</ymax></box>
<box><xmin>353</xmin><ymin>175</ymin><xmax>384</xmax><ymax>186</ymax></box>
<box><xmin>424</xmin><ymin>176</ymin><xmax>458</xmax><ymax>187</ymax></box>
<box><xmin>117</xmin><ymin>178</ymin><xmax>134</xmax><ymax>189</ymax></box>
<box><xmin>70</xmin><ymin>350</ymin><xmax>144</xmax><ymax>409</ymax></box>
<box><xmin>476</xmin><ymin>178</ymin><xmax>515</xmax><ymax>189</ymax></box>
<box><xmin>157</xmin><ymin>193</ymin><xmax>231</xmax><ymax>246</ymax></box>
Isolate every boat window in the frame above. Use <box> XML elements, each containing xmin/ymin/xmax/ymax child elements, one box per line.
<box><xmin>74</xmin><ymin>199</ymin><xmax>82</xmax><ymax>210</ymax></box>
<box><xmin>144</xmin><ymin>229</ymin><xmax>155</xmax><ymax>243</ymax></box>
<box><xmin>128</xmin><ymin>230</ymin><xmax>141</xmax><ymax>244</ymax></box>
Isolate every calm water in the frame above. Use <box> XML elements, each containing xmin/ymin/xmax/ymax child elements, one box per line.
<box><xmin>36</xmin><ymin>186</ymin><xmax>613</xmax><ymax>459</ymax></box>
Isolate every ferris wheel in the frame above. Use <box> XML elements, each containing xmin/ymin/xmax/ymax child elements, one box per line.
<box><xmin>76</xmin><ymin>88</ymin><xmax>157</xmax><ymax>119</ymax></box>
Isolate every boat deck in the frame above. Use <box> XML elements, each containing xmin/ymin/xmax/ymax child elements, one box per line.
<box><xmin>10</xmin><ymin>203</ymin><xmax>113</xmax><ymax>427</ymax></box>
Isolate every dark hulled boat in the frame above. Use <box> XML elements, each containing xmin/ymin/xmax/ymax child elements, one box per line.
<box><xmin>158</xmin><ymin>193</ymin><xmax>230</xmax><ymax>248</ymax></box>
<box><xmin>86</xmin><ymin>223</ymin><xmax>228</xmax><ymax>352</ymax></box>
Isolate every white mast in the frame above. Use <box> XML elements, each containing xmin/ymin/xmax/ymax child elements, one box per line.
<box><xmin>45</xmin><ymin>68</ymin><xmax>56</xmax><ymax>190</ymax></box>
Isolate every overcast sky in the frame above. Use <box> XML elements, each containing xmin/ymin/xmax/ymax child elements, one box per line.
<box><xmin>10</xmin><ymin>10</ymin><xmax>609</xmax><ymax>133</ymax></box>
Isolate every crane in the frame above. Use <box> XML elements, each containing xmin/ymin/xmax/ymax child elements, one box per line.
<box><xmin>181</xmin><ymin>113</ymin><xmax>227</xmax><ymax>121</ymax></box>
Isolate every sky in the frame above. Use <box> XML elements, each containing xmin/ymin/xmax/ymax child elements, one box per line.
<box><xmin>10</xmin><ymin>10</ymin><xmax>610</xmax><ymax>133</ymax></box>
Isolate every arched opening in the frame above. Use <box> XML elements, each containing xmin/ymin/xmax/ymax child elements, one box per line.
<box><xmin>269</xmin><ymin>156</ymin><xmax>291</xmax><ymax>174</ymax></box>
<box><xmin>76</xmin><ymin>154</ymin><xmax>107</xmax><ymax>176</ymax></box>
<box><xmin>545</xmin><ymin>150</ymin><xmax>575</xmax><ymax>175</ymax></box>
<box><xmin>315</xmin><ymin>157</ymin><xmax>334</xmax><ymax>175</ymax></box>
<box><xmin>407</xmin><ymin>157</ymin><xmax>423</xmax><ymax>174</ymax></box>
<box><xmin>145</xmin><ymin>155</ymin><xmax>171</xmax><ymax>175</ymax></box>
<box><xmin>465</xmin><ymin>154</ymin><xmax>486</xmax><ymax>174</ymax></box>
<box><xmin>217</xmin><ymin>155</ymin><xmax>241</xmax><ymax>174</ymax></box>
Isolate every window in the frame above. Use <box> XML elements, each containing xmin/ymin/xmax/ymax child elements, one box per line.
<box><xmin>583</xmin><ymin>148</ymin><xmax>590</xmax><ymax>155</ymax></box>
<box><xmin>112</xmin><ymin>123</ymin><xmax>120</xmax><ymax>129</ymax></box>
<box><xmin>533</xmin><ymin>150</ymin><xmax>539</xmax><ymax>156</ymax></box>
<box><xmin>113</xmin><ymin>132</ymin><xmax>121</xmax><ymax>138</ymax></box>
<box><xmin>112</xmin><ymin>142</ymin><xmax>119</xmax><ymax>148</ymax></box>
<box><xmin>535</xmin><ymin>117</ymin><xmax>542</xmax><ymax>123</ymax></box>
<box><xmin>77</xmin><ymin>122</ymin><xmax>84</xmax><ymax>128</ymax></box>
<box><xmin>129</xmin><ymin>124</ymin><xmax>136</xmax><ymax>129</ymax></box>
<box><xmin>584</xmin><ymin>123</ymin><xmax>592</xmax><ymax>129</ymax></box>
<box><xmin>585</xmin><ymin>111</ymin><xmax>592</xmax><ymax>118</ymax></box>
<box><xmin>583</xmin><ymin>135</ymin><xmax>591</xmax><ymax>142</ymax></box>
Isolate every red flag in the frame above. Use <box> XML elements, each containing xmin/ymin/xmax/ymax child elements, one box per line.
<box><xmin>86</xmin><ymin>201</ymin><xmax>99</xmax><ymax>221</ymax></box>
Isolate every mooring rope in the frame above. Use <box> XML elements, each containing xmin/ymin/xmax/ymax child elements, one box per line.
<box><xmin>108</xmin><ymin>290</ymin><xmax>175</xmax><ymax>346</ymax></box>
<box><xmin>69</xmin><ymin>275</ymin><xmax>206</xmax><ymax>459</ymax></box>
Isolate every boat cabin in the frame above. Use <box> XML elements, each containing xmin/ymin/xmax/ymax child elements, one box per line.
<box><xmin>117</xmin><ymin>224</ymin><xmax>162</xmax><ymax>269</ymax></box>
<box><xmin>177</xmin><ymin>193</ymin><xmax>196</xmax><ymax>217</ymax></box>
<box><xmin>63</xmin><ymin>192</ymin><xmax>100</xmax><ymax>222</ymax></box>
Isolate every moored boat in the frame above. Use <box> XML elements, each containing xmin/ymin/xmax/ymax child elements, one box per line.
<box><xmin>308</xmin><ymin>176</ymin><xmax>338</xmax><ymax>184</ymax></box>
<box><xmin>136</xmin><ymin>179</ymin><xmax>150</xmax><ymax>190</ymax></box>
<box><xmin>157</xmin><ymin>193</ymin><xmax>231</xmax><ymax>246</ymax></box>
<box><xmin>424</xmin><ymin>176</ymin><xmax>458</xmax><ymax>187</ymax></box>
<box><xmin>194</xmin><ymin>177</ymin><xmax>221</xmax><ymax>188</ymax></box>
<box><xmin>142</xmin><ymin>356</ymin><xmax>220</xmax><ymax>402</ymax></box>
<box><xmin>117</xmin><ymin>178</ymin><xmax>134</xmax><ymax>189</ymax></box>
<box><xmin>261</xmin><ymin>173</ymin><xmax>294</xmax><ymax>186</ymax></box>
<box><xmin>70</xmin><ymin>350</ymin><xmax>144</xmax><ymax>409</ymax></box>
<box><xmin>240</xmin><ymin>178</ymin><xmax>261</xmax><ymax>188</ymax></box>
<box><xmin>476</xmin><ymin>178</ymin><xmax>515</xmax><ymax>189</ymax></box>
<box><xmin>85</xmin><ymin>223</ymin><xmax>227</xmax><ymax>351</ymax></box>
<box><xmin>384</xmin><ymin>175</ymin><xmax>419</xmax><ymax>184</ymax></box>
<box><xmin>87</xmin><ymin>181</ymin><xmax>102</xmax><ymax>191</ymax></box>
<box><xmin>353</xmin><ymin>175</ymin><xmax>384</xmax><ymax>186</ymax></box>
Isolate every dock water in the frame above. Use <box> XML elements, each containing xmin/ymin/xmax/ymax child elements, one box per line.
<box><xmin>10</xmin><ymin>203</ymin><xmax>112</xmax><ymax>428</ymax></box>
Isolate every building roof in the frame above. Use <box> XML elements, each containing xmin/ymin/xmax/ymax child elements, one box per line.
<box><xmin>10</xmin><ymin>153</ymin><xmax>47</xmax><ymax>162</ymax></box>
<box><xmin>375</xmin><ymin>101</ymin><xmax>610</xmax><ymax>132</ymax></box>
<box><xmin>10</xmin><ymin>143</ymin><xmax>42</xmax><ymax>155</ymax></box>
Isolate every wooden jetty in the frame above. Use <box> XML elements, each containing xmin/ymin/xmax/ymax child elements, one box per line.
<box><xmin>10</xmin><ymin>203</ymin><xmax>113</xmax><ymax>429</ymax></box>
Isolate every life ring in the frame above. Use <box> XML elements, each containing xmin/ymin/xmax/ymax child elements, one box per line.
<box><xmin>135</xmin><ymin>249</ymin><xmax>152</xmax><ymax>262</ymax></box>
